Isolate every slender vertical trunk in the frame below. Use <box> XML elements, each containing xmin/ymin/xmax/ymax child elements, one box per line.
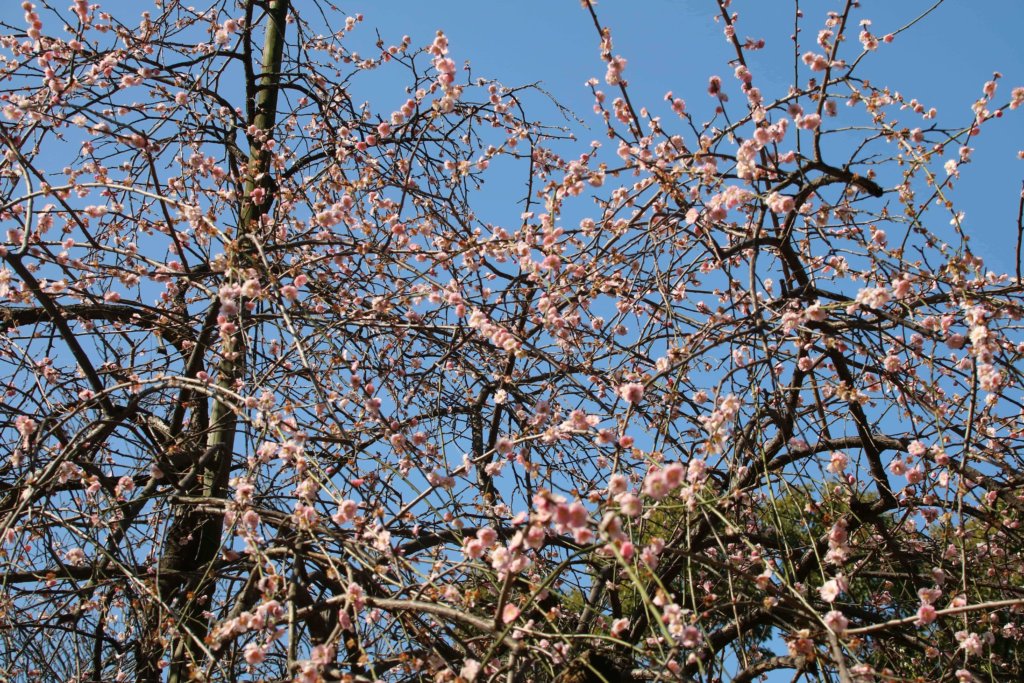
<box><xmin>138</xmin><ymin>3</ymin><xmax>290</xmax><ymax>682</ymax></box>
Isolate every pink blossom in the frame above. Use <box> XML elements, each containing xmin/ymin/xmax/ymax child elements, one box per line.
<box><xmin>883</xmin><ymin>354</ymin><xmax>901</xmax><ymax>373</ymax></box>
<box><xmin>804</xmin><ymin>303</ymin><xmax>827</xmax><ymax>322</ymax></box>
<box><xmin>915</xmin><ymin>603</ymin><xmax>938</xmax><ymax>625</ymax></box>
<box><xmin>462</xmin><ymin>537</ymin><xmax>485</xmax><ymax>559</ymax></box>
<box><xmin>617</xmin><ymin>493</ymin><xmax>641</xmax><ymax>517</ymax></box>
<box><xmin>490</xmin><ymin>545</ymin><xmax>529</xmax><ymax>576</ymax></box>
<box><xmin>859</xmin><ymin>29</ymin><xmax>878</xmax><ymax>51</ymax></box>
<box><xmin>797</xmin><ymin>114</ymin><xmax>821</xmax><ymax>130</ymax></box>
<box><xmin>679</xmin><ymin>624</ymin><xmax>702</xmax><ymax>648</ymax></box>
<box><xmin>618</xmin><ymin>382</ymin><xmax>644</xmax><ymax>404</ymax></box>
<box><xmin>686</xmin><ymin>458</ymin><xmax>707</xmax><ymax>483</ymax></box>
<box><xmin>767</xmin><ymin>192</ymin><xmax>795</xmax><ymax>213</ymax></box>
<box><xmin>460</xmin><ymin>660</ymin><xmax>481</xmax><ymax>681</ymax></box>
<box><xmin>663</xmin><ymin>462</ymin><xmax>685</xmax><ymax>489</ymax></box>
<box><xmin>15</xmin><ymin>415</ymin><xmax>36</xmax><ymax>438</ymax></box>
<box><xmin>476</xmin><ymin>527</ymin><xmax>497</xmax><ymax>545</ymax></box>
<box><xmin>802</xmin><ymin>52</ymin><xmax>829</xmax><ymax>71</ymax></box>
<box><xmin>243</xmin><ymin>642</ymin><xmax>266</xmax><ymax>665</ymax></box>
<box><xmin>977</xmin><ymin>363</ymin><xmax>1002</xmax><ymax>391</ymax></box>
<box><xmin>539</xmin><ymin>253</ymin><xmax>561</xmax><ymax>271</ymax></box>
<box><xmin>501</xmin><ymin>603</ymin><xmax>520</xmax><ymax>624</ymax></box>
<box><xmin>819</xmin><ymin>580</ymin><xmax>840</xmax><ymax>603</ymax></box>
<box><xmin>824</xmin><ymin>610</ymin><xmax>849</xmax><ymax>633</ymax></box>
<box><xmin>828</xmin><ymin>451</ymin><xmax>848</xmax><ymax>473</ymax></box>
<box><xmin>607</xmin><ymin>474</ymin><xmax>628</xmax><ymax>495</ymax></box>
<box><xmin>555</xmin><ymin>501</ymin><xmax>589</xmax><ymax>530</ymax></box>
<box><xmin>310</xmin><ymin>644</ymin><xmax>335</xmax><ymax>666</ymax></box>
<box><xmin>605</xmin><ymin>55</ymin><xmax>627</xmax><ymax>85</ymax></box>
<box><xmin>642</xmin><ymin>469</ymin><xmax>670</xmax><ymax>500</ymax></box>
<box><xmin>855</xmin><ymin>286</ymin><xmax>891</xmax><ymax>309</ymax></box>
<box><xmin>891</xmin><ymin>277</ymin><xmax>912</xmax><ymax>299</ymax></box>
<box><xmin>1010</xmin><ymin>86</ymin><xmax>1024</xmax><ymax>110</ymax></box>
<box><xmin>240</xmin><ymin>509</ymin><xmax>260</xmax><ymax>529</ymax></box>
<box><xmin>956</xmin><ymin>631</ymin><xmax>983</xmax><ymax>657</ymax></box>
<box><xmin>115</xmin><ymin>476</ymin><xmax>135</xmax><ymax>498</ymax></box>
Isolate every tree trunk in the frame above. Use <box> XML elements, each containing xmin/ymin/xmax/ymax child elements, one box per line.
<box><xmin>138</xmin><ymin>3</ymin><xmax>290</xmax><ymax>681</ymax></box>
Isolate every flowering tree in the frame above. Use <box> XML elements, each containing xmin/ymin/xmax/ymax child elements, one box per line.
<box><xmin>1</xmin><ymin>0</ymin><xmax>1023</xmax><ymax>681</ymax></box>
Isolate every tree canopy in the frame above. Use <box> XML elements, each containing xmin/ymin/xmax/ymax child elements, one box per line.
<box><xmin>1</xmin><ymin>1</ymin><xmax>1023</xmax><ymax>682</ymax></box>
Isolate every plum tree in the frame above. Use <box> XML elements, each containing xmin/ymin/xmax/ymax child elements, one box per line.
<box><xmin>0</xmin><ymin>1</ymin><xmax>1022</xmax><ymax>682</ymax></box>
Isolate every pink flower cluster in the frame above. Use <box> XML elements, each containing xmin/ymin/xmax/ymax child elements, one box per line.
<box><xmin>467</xmin><ymin>308</ymin><xmax>521</xmax><ymax>353</ymax></box>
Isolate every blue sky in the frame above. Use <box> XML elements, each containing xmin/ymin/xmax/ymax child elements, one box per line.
<box><xmin>1</xmin><ymin>2</ymin><xmax>1020</xmax><ymax>679</ymax></box>
<box><xmin>329</xmin><ymin>2</ymin><xmax>1024</xmax><ymax>679</ymax></box>
<box><xmin>341</xmin><ymin>0</ymin><xmax>1024</xmax><ymax>273</ymax></box>
<box><xmin>4</xmin><ymin>0</ymin><xmax>1019</xmax><ymax>268</ymax></box>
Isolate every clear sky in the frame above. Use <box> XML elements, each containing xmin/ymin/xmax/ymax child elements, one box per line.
<box><xmin>312</xmin><ymin>3</ymin><xmax>1024</xmax><ymax>679</ymax></box>
<box><xmin>3</xmin><ymin>0</ymin><xmax>1019</xmax><ymax>269</ymax></box>
<box><xmin>340</xmin><ymin>0</ymin><xmax>1024</xmax><ymax>274</ymax></box>
<box><xmin>1</xmin><ymin>3</ymin><xmax>1019</xmax><ymax>679</ymax></box>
